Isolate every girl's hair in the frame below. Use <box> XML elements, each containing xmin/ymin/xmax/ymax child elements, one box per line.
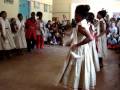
<box><xmin>75</xmin><ymin>5</ymin><xmax>90</xmax><ymax>19</ymax></box>
<box><xmin>10</xmin><ymin>18</ymin><xmax>16</xmax><ymax>23</ymax></box>
<box><xmin>87</xmin><ymin>12</ymin><xmax>95</xmax><ymax>24</ymax></box>
<box><xmin>36</xmin><ymin>11</ymin><xmax>42</xmax><ymax>17</ymax></box>
<box><xmin>31</xmin><ymin>12</ymin><xmax>35</xmax><ymax>16</ymax></box>
<box><xmin>17</xmin><ymin>13</ymin><xmax>22</xmax><ymax>17</ymax></box>
<box><xmin>1</xmin><ymin>11</ymin><xmax>6</xmax><ymax>15</ymax></box>
<box><xmin>98</xmin><ymin>10</ymin><xmax>107</xmax><ymax>18</ymax></box>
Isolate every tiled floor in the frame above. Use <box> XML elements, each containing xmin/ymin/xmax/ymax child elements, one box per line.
<box><xmin>0</xmin><ymin>46</ymin><xmax>119</xmax><ymax>90</ymax></box>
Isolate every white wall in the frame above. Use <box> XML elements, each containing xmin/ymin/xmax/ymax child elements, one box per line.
<box><xmin>0</xmin><ymin>0</ymin><xmax>19</xmax><ymax>18</ymax></box>
<box><xmin>53</xmin><ymin>0</ymin><xmax>72</xmax><ymax>20</ymax></box>
<box><xmin>41</xmin><ymin>0</ymin><xmax>53</xmax><ymax>22</ymax></box>
<box><xmin>30</xmin><ymin>0</ymin><xmax>53</xmax><ymax>22</ymax></box>
<box><xmin>71</xmin><ymin>0</ymin><xmax>120</xmax><ymax>19</ymax></box>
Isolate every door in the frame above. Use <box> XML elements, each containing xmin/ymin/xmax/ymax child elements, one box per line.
<box><xmin>19</xmin><ymin>0</ymin><xmax>30</xmax><ymax>19</ymax></box>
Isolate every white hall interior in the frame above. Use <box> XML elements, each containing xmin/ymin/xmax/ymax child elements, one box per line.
<box><xmin>71</xmin><ymin>0</ymin><xmax>120</xmax><ymax>19</ymax></box>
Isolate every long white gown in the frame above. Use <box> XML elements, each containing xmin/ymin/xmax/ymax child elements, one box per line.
<box><xmin>14</xmin><ymin>19</ymin><xmax>27</xmax><ymax>49</ymax></box>
<box><xmin>57</xmin><ymin>20</ymin><xmax>96</xmax><ymax>90</ymax></box>
<box><xmin>0</xmin><ymin>23</ymin><xmax>3</xmax><ymax>50</ymax></box>
<box><xmin>0</xmin><ymin>17</ymin><xmax>16</xmax><ymax>50</ymax></box>
<box><xmin>0</xmin><ymin>32</ymin><xmax>3</xmax><ymax>50</ymax></box>
<box><xmin>97</xmin><ymin>18</ymin><xmax>107</xmax><ymax>58</ymax></box>
<box><xmin>88</xmin><ymin>23</ymin><xmax>100</xmax><ymax>72</ymax></box>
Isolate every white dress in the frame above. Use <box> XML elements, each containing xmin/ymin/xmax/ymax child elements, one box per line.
<box><xmin>57</xmin><ymin>21</ymin><xmax>96</xmax><ymax>90</ymax></box>
<box><xmin>0</xmin><ymin>32</ymin><xmax>3</xmax><ymax>50</ymax></box>
<box><xmin>88</xmin><ymin>23</ymin><xmax>100</xmax><ymax>72</ymax></box>
<box><xmin>97</xmin><ymin>18</ymin><xmax>107</xmax><ymax>58</ymax></box>
<box><xmin>0</xmin><ymin>22</ymin><xmax>3</xmax><ymax>50</ymax></box>
<box><xmin>0</xmin><ymin>17</ymin><xmax>16</xmax><ymax>50</ymax></box>
<box><xmin>14</xmin><ymin>19</ymin><xmax>27</xmax><ymax>49</ymax></box>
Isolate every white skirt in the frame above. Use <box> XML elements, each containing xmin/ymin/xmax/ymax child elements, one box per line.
<box><xmin>0</xmin><ymin>33</ymin><xmax>3</xmax><ymax>50</ymax></box>
<box><xmin>89</xmin><ymin>39</ymin><xmax>100</xmax><ymax>72</ymax></box>
<box><xmin>98</xmin><ymin>34</ymin><xmax>107</xmax><ymax>58</ymax></box>
<box><xmin>57</xmin><ymin>44</ymin><xmax>96</xmax><ymax>90</ymax></box>
<box><xmin>1</xmin><ymin>29</ymin><xmax>16</xmax><ymax>50</ymax></box>
<box><xmin>14</xmin><ymin>30</ymin><xmax>27</xmax><ymax>49</ymax></box>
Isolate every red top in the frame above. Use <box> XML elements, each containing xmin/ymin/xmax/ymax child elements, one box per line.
<box><xmin>25</xmin><ymin>18</ymin><xmax>37</xmax><ymax>40</ymax></box>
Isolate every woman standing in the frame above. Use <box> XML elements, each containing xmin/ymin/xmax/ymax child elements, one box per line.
<box><xmin>96</xmin><ymin>10</ymin><xmax>107</xmax><ymax>68</ymax></box>
<box><xmin>57</xmin><ymin>5</ymin><xmax>96</xmax><ymax>90</ymax></box>
<box><xmin>25</xmin><ymin>12</ymin><xmax>37</xmax><ymax>52</ymax></box>
<box><xmin>0</xmin><ymin>11</ymin><xmax>16</xmax><ymax>51</ymax></box>
<box><xmin>87</xmin><ymin>12</ymin><xmax>100</xmax><ymax>72</ymax></box>
<box><xmin>36</xmin><ymin>11</ymin><xmax>45</xmax><ymax>49</ymax></box>
<box><xmin>0</xmin><ymin>15</ymin><xmax>3</xmax><ymax>59</ymax></box>
<box><xmin>15</xmin><ymin>13</ymin><xmax>27</xmax><ymax>51</ymax></box>
<box><xmin>0</xmin><ymin>11</ymin><xmax>16</xmax><ymax>58</ymax></box>
<box><xmin>0</xmin><ymin>23</ymin><xmax>2</xmax><ymax>50</ymax></box>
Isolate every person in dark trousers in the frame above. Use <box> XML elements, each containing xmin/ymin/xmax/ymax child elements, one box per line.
<box><xmin>25</xmin><ymin>12</ymin><xmax>37</xmax><ymax>52</ymax></box>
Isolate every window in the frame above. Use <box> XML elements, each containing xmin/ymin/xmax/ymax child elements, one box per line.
<box><xmin>44</xmin><ymin>4</ymin><xmax>48</xmax><ymax>12</ymax></box>
<box><xmin>44</xmin><ymin>4</ymin><xmax>52</xmax><ymax>13</ymax></box>
<box><xmin>34</xmin><ymin>1</ymin><xmax>40</xmax><ymax>9</ymax></box>
<box><xmin>4</xmin><ymin>0</ymin><xmax>14</xmax><ymax>4</ymax></box>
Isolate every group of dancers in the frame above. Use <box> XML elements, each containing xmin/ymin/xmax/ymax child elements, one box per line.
<box><xmin>57</xmin><ymin>5</ymin><xmax>107</xmax><ymax>90</ymax></box>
